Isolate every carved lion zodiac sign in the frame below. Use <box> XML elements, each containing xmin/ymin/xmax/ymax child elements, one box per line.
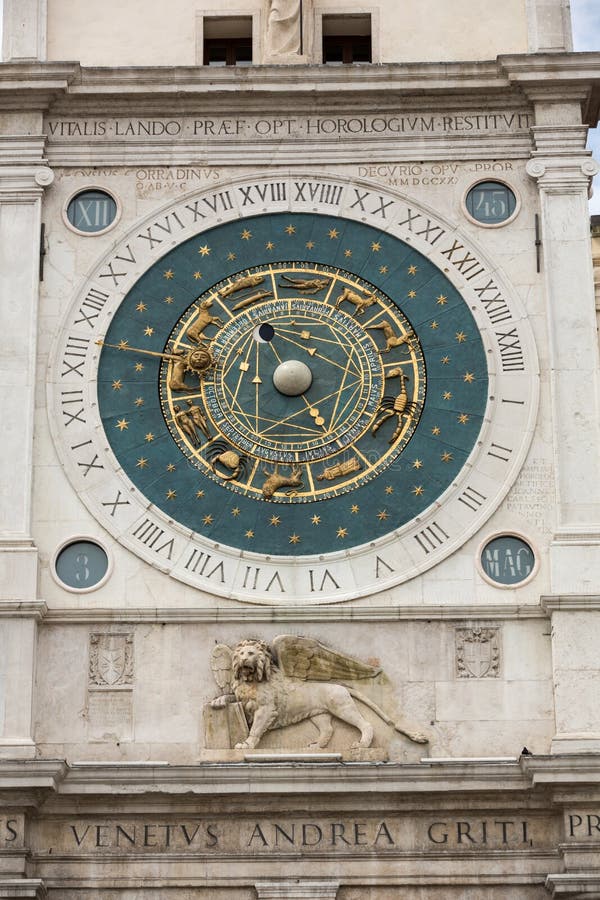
<box><xmin>210</xmin><ymin>636</ymin><xmax>428</xmax><ymax>751</ymax></box>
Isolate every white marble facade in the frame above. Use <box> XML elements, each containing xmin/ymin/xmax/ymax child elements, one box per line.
<box><xmin>0</xmin><ymin>0</ymin><xmax>599</xmax><ymax>897</ymax></box>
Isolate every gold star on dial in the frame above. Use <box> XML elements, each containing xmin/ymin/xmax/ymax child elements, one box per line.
<box><xmin>145</xmin><ymin>432</ymin><xmax>155</xmax><ymax>442</ymax></box>
<box><xmin>136</xmin><ymin>457</ymin><xmax>148</xmax><ymax>469</ymax></box>
<box><xmin>112</xmin><ymin>380</ymin><xmax>122</xmax><ymax>391</ymax></box>
<box><xmin>458</xmin><ymin>413</ymin><xmax>470</xmax><ymax>424</ymax></box>
<box><xmin>377</xmin><ymin>510</ymin><xmax>389</xmax><ymax>521</ymax></box>
<box><xmin>456</xmin><ymin>331</ymin><xmax>467</xmax><ymax>343</ymax></box>
<box><xmin>306</xmin><ymin>240</ymin><xmax>315</xmax><ymax>249</ymax></box>
<box><xmin>385</xmin><ymin>485</ymin><xmax>394</xmax><ymax>495</ymax></box>
<box><xmin>203</xmin><ymin>514</ymin><xmax>214</xmax><ymax>525</ymax></box>
<box><xmin>227</xmin><ymin>252</ymin><xmax>236</xmax><ymax>261</ymax></box>
<box><xmin>432</xmin><ymin>426</ymin><xmax>441</xmax><ymax>436</ymax></box>
<box><xmin>166</xmin><ymin>489</ymin><xmax>176</xmax><ymax>500</ymax></box>
<box><xmin>371</xmin><ymin>241</ymin><xmax>381</xmax><ymax>252</ymax></box>
<box><xmin>328</xmin><ymin>228</ymin><xmax>339</xmax><ymax>239</ymax></box>
<box><xmin>344</xmin><ymin>249</ymin><xmax>352</xmax><ymax>258</ymax></box>
<box><xmin>337</xmin><ymin>527</ymin><xmax>348</xmax><ymax>538</ymax></box>
<box><xmin>285</xmin><ymin>224</ymin><xmax>296</xmax><ymax>235</ymax></box>
<box><xmin>351</xmin><ymin>505</ymin><xmax>359</xmax><ymax>514</ymax></box>
<box><xmin>408</xmin><ymin>290</ymin><xmax>417</xmax><ymax>299</ymax></box>
<box><xmin>134</xmin><ymin>397</ymin><xmax>144</xmax><ymax>407</ymax></box>
<box><xmin>412</xmin><ymin>459</ymin><xmax>423</xmax><ymax>469</ymax></box>
<box><xmin>166</xmin><ymin>463</ymin><xmax>176</xmax><ymax>472</ymax></box>
<box><xmin>437</xmin><ymin>294</ymin><xmax>448</xmax><ymax>305</ymax></box>
<box><xmin>232</xmin><ymin>508</ymin><xmax>241</xmax><ymax>517</ymax></box>
<box><xmin>245</xmin><ymin>530</ymin><xmax>254</xmax><ymax>539</ymax></box>
<box><xmin>430</xmin><ymin>320</ymin><xmax>438</xmax><ymax>329</ymax></box>
<box><xmin>199</xmin><ymin>245</ymin><xmax>211</xmax><ymax>256</ymax></box>
<box><xmin>311</xmin><ymin>515</ymin><xmax>321</xmax><ymax>525</ymax></box>
<box><xmin>193</xmin><ymin>271</ymin><xmax>202</xmax><ymax>280</ymax></box>
<box><xmin>270</xmin><ymin>515</ymin><xmax>281</xmax><ymax>527</ymax></box>
<box><xmin>441</xmin><ymin>451</ymin><xmax>453</xmax><ymax>463</ymax></box>
<box><xmin>144</xmin><ymin>326</ymin><xmax>154</xmax><ymax>336</ymax></box>
<box><xmin>136</xmin><ymin>301</ymin><xmax>147</xmax><ymax>312</ymax></box>
<box><xmin>118</xmin><ymin>340</ymin><xmax>129</xmax><ymax>350</ymax></box>
<box><xmin>265</xmin><ymin>242</ymin><xmax>275</xmax><ymax>250</ymax></box>
<box><xmin>441</xmin><ymin>356</ymin><xmax>450</xmax><ymax>365</ymax></box>
<box><xmin>196</xmin><ymin>490</ymin><xmax>205</xmax><ymax>499</ymax></box>
<box><xmin>289</xmin><ymin>534</ymin><xmax>301</xmax><ymax>544</ymax></box>
<box><xmin>116</xmin><ymin>418</ymin><xmax>129</xmax><ymax>431</ymax></box>
<box><xmin>164</xmin><ymin>270</ymin><xmax>174</xmax><ymax>279</ymax></box>
<box><xmin>164</xmin><ymin>296</ymin><xmax>174</xmax><ymax>304</ymax></box>
<box><xmin>135</xmin><ymin>362</ymin><xmax>144</xmax><ymax>372</ymax></box>
<box><xmin>412</xmin><ymin>485</ymin><xmax>424</xmax><ymax>496</ymax></box>
<box><xmin>408</xmin><ymin>265</ymin><xmax>418</xmax><ymax>275</ymax></box>
<box><xmin>463</xmin><ymin>372</ymin><xmax>475</xmax><ymax>383</ymax></box>
<box><xmin>379</xmin><ymin>265</ymin><xmax>388</xmax><ymax>274</ymax></box>
<box><xmin>443</xmin><ymin>391</ymin><xmax>452</xmax><ymax>400</ymax></box>
<box><xmin>241</xmin><ymin>229</ymin><xmax>252</xmax><ymax>241</ymax></box>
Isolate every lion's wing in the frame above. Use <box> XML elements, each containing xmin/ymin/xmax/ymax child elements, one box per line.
<box><xmin>273</xmin><ymin>635</ymin><xmax>382</xmax><ymax>682</ymax></box>
<box><xmin>211</xmin><ymin>644</ymin><xmax>233</xmax><ymax>691</ymax></box>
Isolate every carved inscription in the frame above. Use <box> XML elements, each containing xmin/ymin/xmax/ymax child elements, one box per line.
<box><xmin>506</xmin><ymin>459</ymin><xmax>554</xmax><ymax>532</ymax></box>
<box><xmin>41</xmin><ymin>814</ymin><xmax>551</xmax><ymax>855</ymax></box>
<box><xmin>46</xmin><ymin>113</ymin><xmax>534</xmax><ymax>142</ymax></box>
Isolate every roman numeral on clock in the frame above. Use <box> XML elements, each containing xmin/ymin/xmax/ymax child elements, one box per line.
<box><xmin>414</xmin><ymin>522</ymin><xmax>449</xmax><ymax>554</ymax></box>
<box><xmin>457</xmin><ymin>486</ymin><xmax>487</xmax><ymax>512</ymax></box>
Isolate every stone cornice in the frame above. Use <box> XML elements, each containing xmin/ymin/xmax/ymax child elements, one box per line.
<box><xmin>0</xmin><ymin>62</ymin><xmax>77</xmax><ymax>111</ymax></box>
<box><xmin>0</xmin><ymin>755</ymin><xmax>595</xmax><ymax>801</ymax></box>
<box><xmin>40</xmin><ymin>604</ymin><xmax>547</xmax><ymax>625</ymax></box>
<box><xmin>542</xmin><ymin>595</ymin><xmax>600</xmax><ymax>612</ymax></box>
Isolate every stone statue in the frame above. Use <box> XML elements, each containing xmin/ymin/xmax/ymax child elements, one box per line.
<box><xmin>266</xmin><ymin>0</ymin><xmax>302</xmax><ymax>58</ymax></box>
<box><xmin>206</xmin><ymin>636</ymin><xmax>428</xmax><ymax>752</ymax></box>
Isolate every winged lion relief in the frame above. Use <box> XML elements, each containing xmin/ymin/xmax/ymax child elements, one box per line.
<box><xmin>203</xmin><ymin>636</ymin><xmax>428</xmax><ymax>756</ymax></box>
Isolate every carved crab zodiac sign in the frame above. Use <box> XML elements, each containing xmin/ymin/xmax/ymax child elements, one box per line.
<box><xmin>209</xmin><ymin>636</ymin><xmax>429</xmax><ymax>751</ymax></box>
<box><xmin>209</xmin><ymin>442</ymin><xmax>248</xmax><ymax>482</ymax></box>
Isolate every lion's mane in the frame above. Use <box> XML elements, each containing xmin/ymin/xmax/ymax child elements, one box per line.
<box><xmin>231</xmin><ymin>639</ymin><xmax>274</xmax><ymax>683</ymax></box>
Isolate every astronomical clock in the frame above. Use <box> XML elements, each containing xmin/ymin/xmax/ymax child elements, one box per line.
<box><xmin>49</xmin><ymin>175</ymin><xmax>538</xmax><ymax>603</ymax></box>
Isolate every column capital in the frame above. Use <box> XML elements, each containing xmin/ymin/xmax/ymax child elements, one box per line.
<box><xmin>546</xmin><ymin>874</ymin><xmax>600</xmax><ymax>897</ymax></box>
<box><xmin>526</xmin><ymin>156</ymin><xmax>599</xmax><ymax>190</ymax></box>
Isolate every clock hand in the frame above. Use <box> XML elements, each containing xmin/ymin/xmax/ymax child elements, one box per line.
<box><xmin>96</xmin><ymin>339</ymin><xmax>214</xmax><ymax>389</ymax></box>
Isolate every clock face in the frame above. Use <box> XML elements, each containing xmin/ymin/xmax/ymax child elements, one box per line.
<box><xmin>50</xmin><ymin>175</ymin><xmax>537</xmax><ymax>602</ymax></box>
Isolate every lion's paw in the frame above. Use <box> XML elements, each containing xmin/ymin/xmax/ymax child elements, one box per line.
<box><xmin>234</xmin><ymin>740</ymin><xmax>252</xmax><ymax>750</ymax></box>
<box><xmin>409</xmin><ymin>732</ymin><xmax>429</xmax><ymax>744</ymax></box>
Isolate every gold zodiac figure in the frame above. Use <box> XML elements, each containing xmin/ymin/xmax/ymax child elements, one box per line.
<box><xmin>210</xmin><ymin>444</ymin><xmax>248</xmax><ymax>481</ymax></box>
<box><xmin>96</xmin><ymin>340</ymin><xmax>214</xmax><ymax>392</ymax></box>
<box><xmin>316</xmin><ymin>457</ymin><xmax>361</xmax><ymax>482</ymax></box>
<box><xmin>186</xmin><ymin>299</ymin><xmax>225</xmax><ymax>344</ymax></box>
<box><xmin>372</xmin><ymin>368</ymin><xmax>420</xmax><ymax>444</ymax></box>
<box><xmin>261</xmin><ymin>464</ymin><xmax>304</xmax><ymax>499</ymax></box>
<box><xmin>278</xmin><ymin>274</ymin><xmax>331</xmax><ymax>294</ymax></box>
<box><xmin>334</xmin><ymin>287</ymin><xmax>377</xmax><ymax>316</ymax></box>
<box><xmin>368</xmin><ymin>320</ymin><xmax>413</xmax><ymax>353</ymax></box>
<box><xmin>219</xmin><ymin>274</ymin><xmax>265</xmax><ymax>298</ymax></box>
<box><xmin>174</xmin><ymin>400</ymin><xmax>211</xmax><ymax>445</ymax></box>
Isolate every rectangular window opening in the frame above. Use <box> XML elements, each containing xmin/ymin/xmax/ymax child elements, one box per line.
<box><xmin>322</xmin><ymin>14</ymin><xmax>372</xmax><ymax>65</ymax></box>
<box><xmin>203</xmin><ymin>16</ymin><xmax>253</xmax><ymax>66</ymax></box>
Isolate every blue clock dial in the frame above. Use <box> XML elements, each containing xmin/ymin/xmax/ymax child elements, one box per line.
<box><xmin>98</xmin><ymin>211</ymin><xmax>488</xmax><ymax>556</ymax></box>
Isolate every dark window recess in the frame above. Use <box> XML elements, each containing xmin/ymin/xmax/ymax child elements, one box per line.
<box><xmin>322</xmin><ymin>14</ymin><xmax>371</xmax><ymax>64</ymax></box>
<box><xmin>323</xmin><ymin>34</ymin><xmax>371</xmax><ymax>64</ymax></box>
<box><xmin>204</xmin><ymin>37</ymin><xmax>253</xmax><ymax>66</ymax></box>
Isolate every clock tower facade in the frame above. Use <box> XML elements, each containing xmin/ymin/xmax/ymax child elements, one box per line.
<box><xmin>1</xmin><ymin>1</ymin><xmax>600</xmax><ymax>897</ymax></box>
